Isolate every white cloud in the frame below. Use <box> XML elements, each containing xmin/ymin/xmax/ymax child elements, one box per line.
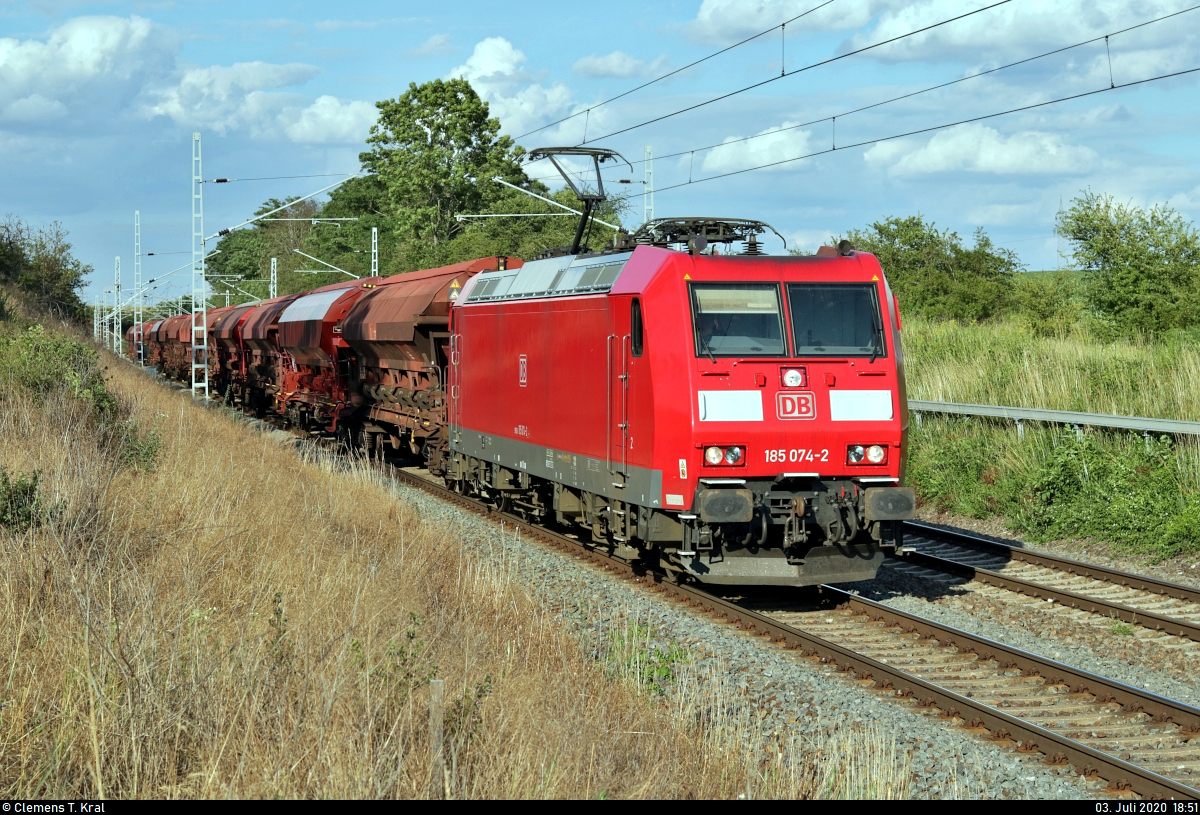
<box><xmin>1168</xmin><ymin>185</ymin><xmax>1200</xmax><ymax>218</ymax></box>
<box><xmin>3</xmin><ymin>94</ymin><xmax>68</xmax><ymax>122</ymax></box>
<box><xmin>702</xmin><ymin>122</ymin><xmax>814</xmax><ymax>173</ymax></box>
<box><xmin>447</xmin><ymin>37</ymin><xmax>573</xmax><ymax>135</ymax></box>
<box><xmin>0</xmin><ymin>14</ymin><xmax>176</xmax><ymax>125</ymax></box>
<box><xmin>0</xmin><ymin>14</ymin><xmax>380</xmax><ymax>144</ymax></box>
<box><xmin>864</xmin><ymin>123</ymin><xmax>1097</xmax><ymax>177</ymax></box>
<box><xmin>965</xmin><ymin>202</ymin><xmax>1041</xmax><ymax>226</ymax></box>
<box><xmin>147</xmin><ymin>62</ymin><xmax>320</xmax><ymax>135</ymax></box>
<box><xmin>284</xmin><ymin>95</ymin><xmax>377</xmax><ymax>144</ymax></box>
<box><xmin>314</xmin><ymin>18</ymin><xmax>418</xmax><ymax>32</ymax></box>
<box><xmin>685</xmin><ymin>0</ymin><xmax>875</xmax><ymax>44</ymax></box>
<box><xmin>788</xmin><ymin>228</ymin><xmax>841</xmax><ymax>254</ymax></box>
<box><xmin>848</xmin><ymin>1</ymin><xmax>1193</xmax><ymax>66</ymax></box>
<box><xmin>406</xmin><ymin>34</ymin><xmax>454</xmax><ymax>58</ymax></box>
<box><xmin>685</xmin><ymin>1</ymin><xmax>1196</xmax><ymax>75</ymax></box>
<box><xmin>572</xmin><ymin>51</ymin><xmax>665</xmax><ymax>78</ymax></box>
<box><xmin>314</xmin><ymin>20</ymin><xmax>380</xmax><ymax>32</ymax></box>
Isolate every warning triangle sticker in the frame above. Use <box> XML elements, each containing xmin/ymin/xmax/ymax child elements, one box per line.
<box><xmin>683</xmin><ymin>273</ymin><xmax>691</xmax><ymax>280</ymax></box>
<box><xmin>872</xmin><ymin>275</ymin><xmax>879</xmax><ymax>281</ymax></box>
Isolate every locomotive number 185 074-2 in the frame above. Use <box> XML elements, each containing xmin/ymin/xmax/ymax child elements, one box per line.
<box><xmin>764</xmin><ymin>448</ymin><xmax>829</xmax><ymax>464</ymax></box>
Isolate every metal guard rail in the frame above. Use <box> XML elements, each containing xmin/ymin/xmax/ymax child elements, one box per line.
<box><xmin>908</xmin><ymin>399</ymin><xmax>1200</xmax><ymax>438</ymax></box>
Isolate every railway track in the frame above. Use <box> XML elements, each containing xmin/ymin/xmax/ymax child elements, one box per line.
<box><xmin>379</xmin><ymin>463</ymin><xmax>1199</xmax><ymax>799</ymax></box>
<box><xmin>894</xmin><ymin>521</ymin><xmax>1200</xmax><ymax>646</ymax></box>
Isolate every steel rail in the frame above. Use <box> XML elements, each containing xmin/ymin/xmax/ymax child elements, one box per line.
<box><xmin>380</xmin><ymin>465</ymin><xmax>1198</xmax><ymax>799</ymax></box>
<box><xmin>898</xmin><ymin>548</ymin><xmax>1200</xmax><ymax>643</ymax></box>
<box><xmin>903</xmin><ymin>521</ymin><xmax>1200</xmax><ymax>642</ymax></box>
<box><xmin>906</xmin><ymin>521</ymin><xmax>1200</xmax><ymax>604</ymax></box>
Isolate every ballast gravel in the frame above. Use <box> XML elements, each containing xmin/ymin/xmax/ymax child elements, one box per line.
<box><xmin>381</xmin><ymin>476</ymin><xmax>1098</xmax><ymax>800</ymax></box>
<box><xmin>859</xmin><ymin>563</ymin><xmax>1200</xmax><ymax>710</ymax></box>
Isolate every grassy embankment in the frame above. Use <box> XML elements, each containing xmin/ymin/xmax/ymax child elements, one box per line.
<box><xmin>903</xmin><ymin>316</ymin><xmax>1200</xmax><ymax>561</ymax></box>
<box><xmin>0</xmin><ymin>291</ymin><xmax>912</xmax><ymax>799</ymax></box>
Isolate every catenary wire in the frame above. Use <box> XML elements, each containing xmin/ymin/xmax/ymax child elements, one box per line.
<box><xmin>597</xmin><ymin>66</ymin><xmax>1200</xmax><ymax>206</ymax></box>
<box><xmin>513</xmin><ymin>0</ymin><xmax>836</xmax><ymax>141</ymax></box>
<box><xmin>201</xmin><ymin>173</ymin><xmax>355</xmax><ymax>183</ymax></box>
<box><xmin>578</xmin><ymin>0</ymin><xmax>1015</xmax><ymax>146</ymax></box>
<box><xmin>583</xmin><ymin>2</ymin><xmax>1200</xmax><ymax>171</ymax></box>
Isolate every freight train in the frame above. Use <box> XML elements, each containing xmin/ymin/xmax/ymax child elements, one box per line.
<box><xmin>131</xmin><ymin>149</ymin><xmax>915</xmax><ymax>586</ymax></box>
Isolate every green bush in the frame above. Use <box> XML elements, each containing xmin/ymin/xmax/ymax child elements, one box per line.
<box><xmin>118</xmin><ymin>418</ymin><xmax>162</xmax><ymax>472</ymax></box>
<box><xmin>1012</xmin><ymin>272</ymin><xmax>1084</xmax><ymax>337</ymax></box>
<box><xmin>0</xmin><ymin>324</ymin><xmax>116</xmax><ymax>416</ymax></box>
<box><xmin>842</xmin><ymin>215</ymin><xmax>1021</xmax><ymax>322</ymax></box>
<box><xmin>907</xmin><ymin>418</ymin><xmax>1200</xmax><ymax>560</ymax></box>
<box><xmin>0</xmin><ymin>468</ymin><xmax>46</xmax><ymax>533</ymax></box>
<box><xmin>1058</xmin><ymin>191</ymin><xmax>1200</xmax><ymax>337</ymax></box>
<box><xmin>1022</xmin><ymin>430</ymin><xmax>1182</xmax><ymax>556</ymax></box>
<box><xmin>906</xmin><ymin>419</ymin><xmax>1028</xmax><ymax>519</ymax></box>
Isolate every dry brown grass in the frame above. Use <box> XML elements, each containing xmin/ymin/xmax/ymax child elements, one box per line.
<box><xmin>0</xmin><ymin>318</ymin><xmax>914</xmax><ymax>799</ymax></box>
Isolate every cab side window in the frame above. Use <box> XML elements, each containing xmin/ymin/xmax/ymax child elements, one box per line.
<box><xmin>631</xmin><ymin>299</ymin><xmax>644</xmax><ymax>357</ymax></box>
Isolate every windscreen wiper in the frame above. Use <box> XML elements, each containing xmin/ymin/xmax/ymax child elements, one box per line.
<box><xmin>699</xmin><ymin>335</ymin><xmax>717</xmax><ymax>364</ymax></box>
<box><xmin>868</xmin><ymin>298</ymin><xmax>883</xmax><ymax>363</ymax></box>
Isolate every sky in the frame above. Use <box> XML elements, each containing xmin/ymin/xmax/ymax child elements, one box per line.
<box><xmin>1</xmin><ymin>0</ymin><xmax>1198</xmax><ymax>305</ymax></box>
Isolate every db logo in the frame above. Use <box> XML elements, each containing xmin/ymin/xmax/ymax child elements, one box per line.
<box><xmin>519</xmin><ymin>354</ymin><xmax>528</xmax><ymax>387</ymax></box>
<box><xmin>777</xmin><ymin>391</ymin><xmax>816</xmax><ymax>420</ymax></box>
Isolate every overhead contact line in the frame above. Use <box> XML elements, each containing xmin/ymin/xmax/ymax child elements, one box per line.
<box><xmin>513</xmin><ymin>0</ymin><xmax>837</xmax><ymax>142</ymax></box>
<box><xmin>598</xmin><ymin>64</ymin><xmax>1200</xmax><ymax>204</ymax></box>
<box><xmin>600</xmin><ymin>2</ymin><xmax>1200</xmax><ymax>172</ymax></box>
<box><xmin>579</xmin><ymin>0</ymin><xmax>1016</xmax><ymax>146</ymax></box>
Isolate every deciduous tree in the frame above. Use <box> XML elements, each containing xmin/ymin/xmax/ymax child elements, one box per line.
<box><xmin>360</xmin><ymin>79</ymin><xmax>529</xmax><ymax>253</ymax></box>
<box><xmin>842</xmin><ymin>215</ymin><xmax>1020</xmax><ymax>322</ymax></box>
<box><xmin>1057</xmin><ymin>190</ymin><xmax>1200</xmax><ymax>336</ymax></box>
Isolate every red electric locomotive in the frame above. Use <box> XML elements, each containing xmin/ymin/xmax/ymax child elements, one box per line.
<box><xmin>447</xmin><ymin>219</ymin><xmax>914</xmax><ymax>585</ymax></box>
<box><xmin>433</xmin><ymin>147</ymin><xmax>914</xmax><ymax>586</ymax></box>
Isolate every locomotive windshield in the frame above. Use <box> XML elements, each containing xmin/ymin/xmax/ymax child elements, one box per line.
<box><xmin>690</xmin><ymin>283</ymin><xmax>786</xmax><ymax>357</ymax></box>
<box><xmin>787</xmin><ymin>283</ymin><xmax>886</xmax><ymax>358</ymax></box>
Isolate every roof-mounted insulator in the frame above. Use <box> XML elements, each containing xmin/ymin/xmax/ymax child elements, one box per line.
<box><xmin>633</xmin><ymin>217</ymin><xmax>785</xmax><ymax>252</ymax></box>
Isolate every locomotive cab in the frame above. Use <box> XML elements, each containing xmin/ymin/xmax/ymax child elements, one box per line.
<box><xmin>668</xmin><ymin>248</ymin><xmax>915</xmax><ymax>585</ymax></box>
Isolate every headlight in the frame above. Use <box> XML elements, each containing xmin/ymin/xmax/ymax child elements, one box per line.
<box><xmin>847</xmin><ymin>445</ymin><xmax>865</xmax><ymax>464</ymax></box>
<box><xmin>705</xmin><ymin>446</ymin><xmax>724</xmax><ymax>465</ymax></box>
<box><xmin>724</xmin><ymin>446</ymin><xmax>743</xmax><ymax>464</ymax></box>
<box><xmin>782</xmin><ymin>368</ymin><xmax>804</xmax><ymax>388</ymax></box>
<box><xmin>866</xmin><ymin>444</ymin><xmax>886</xmax><ymax>464</ymax></box>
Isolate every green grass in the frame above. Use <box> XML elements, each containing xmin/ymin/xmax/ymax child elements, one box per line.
<box><xmin>903</xmin><ymin>316</ymin><xmax>1200</xmax><ymax>420</ymax></box>
<box><xmin>903</xmin><ymin>317</ymin><xmax>1200</xmax><ymax>561</ymax></box>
